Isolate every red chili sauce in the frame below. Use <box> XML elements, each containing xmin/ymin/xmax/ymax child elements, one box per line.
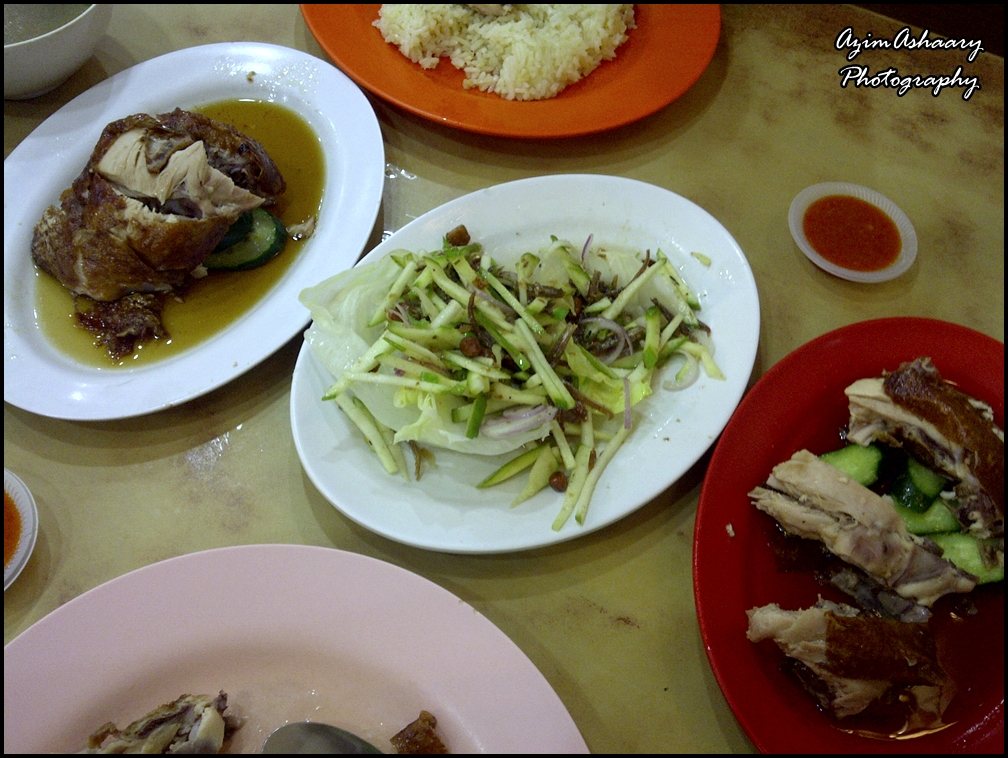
<box><xmin>802</xmin><ymin>194</ymin><xmax>901</xmax><ymax>272</ymax></box>
<box><xmin>4</xmin><ymin>489</ymin><xmax>21</xmax><ymax>568</ymax></box>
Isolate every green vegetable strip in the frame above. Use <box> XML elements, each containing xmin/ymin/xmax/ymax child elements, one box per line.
<box><xmin>514</xmin><ymin>320</ymin><xmax>575</xmax><ymax>410</ymax></box>
<box><xmin>473</xmin><ymin>311</ymin><xmax>531</xmax><ymax>371</ymax></box>
<box><xmin>600</xmin><ymin>258</ymin><xmax>664</xmax><ymax>322</ymax></box>
<box><xmin>642</xmin><ymin>306</ymin><xmax>661</xmax><ymax>369</ymax></box>
<box><xmin>657</xmin><ymin>249</ymin><xmax>701</xmax><ymax>310</ymax></box>
<box><xmin>366</xmin><ymin>399</ymin><xmax>410</xmax><ymax>481</ymax></box>
<box><xmin>679</xmin><ymin>340</ymin><xmax>725</xmax><ymax>380</ymax></box>
<box><xmin>386</xmin><ymin>323</ymin><xmax>463</xmax><ymax>351</ymax></box>
<box><xmin>322</xmin><ymin>333</ymin><xmax>395</xmax><ymax>400</ymax></box>
<box><xmin>430</xmin><ymin>299</ymin><xmax>464</xmax><ymax>328</ymax></box>
<box><xmin>466</xmin><ymin>393</ymin><xmax>487</xmax><ymax>438</ymax></box>
<box><xmin>574</xmin><ymin>424</ymin><xmax>632</xmax><ymax>525</ymax></box>
<box><xmin>429</xmin><ymin>266</ymin><xmax>512</xmax><ymax>332</ymax></box>
<box><xmin>480</xmin><ymin>264</ymin><xmax>545</xmax><ymax>335</ymax></box>
<box><xmin>442</xmin><ymin>351</ymin><xmax>511</xmax><ymax>380</ymax></box>
<box><xmin>478</xmin><ymin>445</ymin><xmax>543</xmax><ymax>488</ymax></box>
<box><xmin>382</xmin><ymin>331</ymin><xmax>444</xmax><ymax>366</ymax></box>
<box><xmin>553</xmin><ymin>414</ymin><xmax>594</xmax><ymax>530</ymax></box>
<box><xmin>369</xmin><ymin>257</ymin><xmax>418</xmax><ymax>327</ymax></box>
<box><xmin>549</xmin><ymin>419</ymin><xmax>577</xmax><ymax>469</ymax></box>
<box><xmin>343</xmin><ymin>371</ymin><xmax>462</xmax><ymax>394</ymax></box>
<box><xmin>490</xmin><ymin>383</ymin><xmax>548</xmax><ymax>405</ymax></box>
<box><xmin>378</xmin><ymin>355</ymin><xmax>449</xmax><ymax>380</ymax></box>
<box><xmin>334</xmin><ymin>394</ymin><xmax>400</xmax><ymax>475</ymax></box>
<box><xmin>659</xmin><ymin>314</ymin><xmax>684</xmax><ymax>348</ymax></box>
<box><xmin>513</xmin><ymin>445</ymin><xmax>558</xmax><ymax>507</ymax></box>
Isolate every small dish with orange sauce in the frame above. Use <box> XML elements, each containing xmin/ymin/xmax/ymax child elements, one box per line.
<box><xmin>788</xmin><ymin>182</ymin><xmax>917</xmax><ymax>283</ymax></box>
<box><xmin>4</xmin><ymin>468</ymin><xmax>38</xmax><ymax>591</ymax></box>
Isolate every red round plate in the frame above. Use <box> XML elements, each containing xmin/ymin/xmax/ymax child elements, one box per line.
<box><xmin>694</xmin><ymin>317</ymin><xmax>1004</xmax><ymax>753</ymax></box>
<box><xmin>300</xmin><ymin>4</ymin><xmax>721</xmax><ymax>138</ymax></box>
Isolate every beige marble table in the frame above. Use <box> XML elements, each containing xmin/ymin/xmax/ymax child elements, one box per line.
<box><xmin>4</xmin><ymin>5</ymin><xmax>1003</xmax><ymax>753</ymax></box>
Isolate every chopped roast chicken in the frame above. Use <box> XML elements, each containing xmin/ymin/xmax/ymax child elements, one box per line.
<box><xmin>845</xmin><ymin>357</ymin><xmax>1004</xmax><ymax>539</ymax></box>
<box><xmin>746</xmin><ymin>600</ymin><xmax>952</xmax><ymax>724</ymax></box>
<box><xmin>80</xmin><ymin>691</ymin><xmax>242</xmax><ymax>754</ymax></box>
<box><xmin>749</xmin><ymin>450</ymin><xmax>976</xmax><ymax>606</ymax></box>
<box><xmin>30</xmin><ymin>108</ymin><xmax>285</xmax><ymax>359</ymax></box>
<box><xmin>32</xmin><ymin>109</ymin><xmax>284</xmax><ymax>302</ymax></box>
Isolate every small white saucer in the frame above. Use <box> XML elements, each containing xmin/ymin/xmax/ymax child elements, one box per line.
<box><xmin>4</xmin><ymin>468</ymin><xmax>38</xmax><ymax>590</ymax></box>
<box><xmin>788</xmin><ymin>182</ymin><xmax>917</xmax><ymax>283</ymax></box>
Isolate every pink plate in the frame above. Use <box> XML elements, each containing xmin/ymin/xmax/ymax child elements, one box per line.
<box><xmin>694</xmin><ymin>317</ymin><xmax>1004</xmax><ymax>753</ymax></box>
<box><xmin>4</xmin><ymin>544</ymin><xmax>587</xmax><ymax>753</ymax></box>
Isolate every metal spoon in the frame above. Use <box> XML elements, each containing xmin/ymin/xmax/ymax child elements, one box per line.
<box><xmin>261</xmin><ymin>722</ymin><xmax>383</xmax><ymax>754</ymax></box>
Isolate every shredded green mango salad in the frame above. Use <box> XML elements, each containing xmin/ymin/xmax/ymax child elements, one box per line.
<box><xmin>299</xmin><ymin>226</ymin><xmax>723</xmax><ymax>530</ymax></box>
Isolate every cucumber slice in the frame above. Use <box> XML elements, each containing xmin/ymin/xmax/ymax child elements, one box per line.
<box><xmin>890</xmin><ymin>457</ymin><xmax>949</xmax><ymax>513</ymax></box>
<box><xmin>204</xmin><ymin>207</ymin><xmax>287</xmax><ymax>271</ymax></box>
<box><xmin>213</xmin><ymin>211</ymin><xmax>253</xmax><ymax>252</ymax></box>
<box><xmin>820</xmin><ymin>444</ymin><xmax>883</xmax><ymax>486</ymax></box>
<box><xmin>892</xmin><ymin>497</ymin><xmax>961</xmax><ymax>535</ymax></box>
<box><xmin>929</xmin><ymin>532</ymin><xmax>1004</xmax><ymax>584</ymax></box>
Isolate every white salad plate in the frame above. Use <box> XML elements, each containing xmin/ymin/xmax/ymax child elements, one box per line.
<box><xmin>290</xmin><ymin>174</ymin><xmax>760</xmax><ymax>553</ymax></box>
<box><xmin>3</xmin><ymin>42</ymin><xmax>384</xmax><ymax>420</ymax></box>
<box><xmin>3</xmin><ymin>544</ymin><xmax>588</xmax><ymax>753</ymax></box>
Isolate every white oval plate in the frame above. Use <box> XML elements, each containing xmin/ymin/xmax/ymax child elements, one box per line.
<box><xmin>3</xmin><ymin>42</ymin><xmax>384</xmax><ymax>420</ymax></box>
<box><xmin>788</xmin><ymin>182</ymin><xmax>918</xmax><ymax>283</ymax></box>
<box><xmin>3</xmin><ymin>544</ymin><xmax>588</xmax><ymax>753</ymax></box>
<box><xmin>4</xmin><ymin>468</ymin><xmax>38</xmax><ymax>591</ymax></box>
<box><xmin>290</xmin><ymin>174</ymin><xmax>760</xmax><ymax>553</ymax></box>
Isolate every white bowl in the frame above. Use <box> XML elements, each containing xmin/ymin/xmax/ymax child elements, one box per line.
<box><xmin>4</xmin><ymin>4</ymin><xmax>112</xmax><ymax>100</ymax></box>
<box><xmin>788</xmin><ymin>182</ymin><xmax>917</xmax><ymax>283</ymax></box>
<box><xmin>4</xmin><ymin>468</ymin><xmax>39</xmax><ymax>590</ymax></box>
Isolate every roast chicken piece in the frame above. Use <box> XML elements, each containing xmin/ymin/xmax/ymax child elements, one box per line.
<box><xmin>845</xmin><ymin>357</ymin><xmax>1004</xmax><ymax>539</ymax></box>
<box><xmin>749</xmin><ymin>450</ymin><xmax>976</xmax><ymax>607</ymax></box>
<box><xmin>32</xmin><ymin>109</ymin><xmax>285</xmax><ymax>303</ymax></box>
<box><xmin>81</xmin><ymin>691</ymin><xmax>242</xmax><ymax>754</ymax></box>
<box><xmin>746</xmin><ymin>600</ymin><xmax>952</xmax><ymax>724</ymax></box>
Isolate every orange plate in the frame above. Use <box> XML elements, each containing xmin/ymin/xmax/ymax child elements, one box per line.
<box><xmin>300</xmin><ymin>4</ymin><xmax>721</xmax><ymax>138</ymax></box>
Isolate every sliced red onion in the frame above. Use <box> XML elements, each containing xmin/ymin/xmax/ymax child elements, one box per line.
<box><xmin>480</xmin><ymin>405</ymin><xmax>557</xmax><ymax>438</ymax></box>
<box><xmin>623</xmin><ymin>377</ymin><xmax>631</xmax><ymax>429</ymax></box>
<box><xmin>388</xmin><ymin>302</ymin><xmax>411</xmax><ymax>326</ymax></box>
<box><xmin>581</xmin><ymin>234</ymin><xmax>593</xmax><ymax>263</ymax></box>
<box><xmin>692</xmin><ymin>327</ymin><xmax>714</xmax><ymax>355</ymax></box>
<box><xmin>579</xmin><ymin>316</ymin><xmax>630</xmax><ymax>364</ymax></box>
<box><xmin>662</xmin><ymin>352</ymin><xmax>699</xmax><ymax>392</ymax></box>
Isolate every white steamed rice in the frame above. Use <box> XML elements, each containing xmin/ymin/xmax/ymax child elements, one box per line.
<box><xmin>373</xmin><ymin>4</ymin><xmax>636</xmax><ymax>101</ymax></box>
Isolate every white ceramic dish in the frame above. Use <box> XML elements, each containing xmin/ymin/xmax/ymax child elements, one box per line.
<box><xmin>788</xmin><ymin>182</ymin><xmax>917</xmax><ymax>283</ymax></box>
<box><xmin>3</xmin><ymin>42</ymin><xmax>384</xmax><ymax>420</ymax></box>
<box><xmin>290</xmin><ymin>174</ymin><xmax>760</xmax><ymax>553</ymax></box>
<box><xmin>3</xmin><ymin>544</ymin><xmax>587</xmax><ymax>753</ymax></box>
<box><xmin>3</xmin><ymin>4</ymin><xmax>112</xmax><ymax>99</ymax></box>
<box><xmin>3</xmin><ymin>468</ymin><xmax>38</xmax><ymax>591</ymax></box>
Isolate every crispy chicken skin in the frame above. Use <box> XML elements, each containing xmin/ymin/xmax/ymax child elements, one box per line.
<box><xmin>746</xmin><ymin>600</ymin><xmax>952</xmax><ymax>722</ymax></box>
<box><xmin>749</xmin><ymin>450</ymin><xmax>976</xmax><ymax>606</ymax></box>
<box><xmin>846</xmin><ymin>357</ymin><xmax>1004</xmax><ymax>539</ymax></box>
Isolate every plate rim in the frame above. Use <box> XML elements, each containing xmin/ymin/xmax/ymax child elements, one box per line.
<box><xmin>300</xmin><ymin>4</ymin><xmax>722</xmax><ymax>138</ymax></box>
<box><xmin>290</xmin><ymin>172</ymin><xmax>760</xmax><ymax>553</ymax></box>
<box><xmin>3</xmin><ymin>41</ymin><xmax>385</xmax><ymax>421</ymax></box>
<box><xmin>693</xmin><ymin>316</ymin><xmax>1005</xmax><ymax>753</ymax></box>
<box><xmin>3</xmin><ymin>468</ymin><xmax>39</xmax><ymax>592</ymax></box>
<box><xmin>3</xmin><ymin>543</ymin><xmax>589</xmax><ymax>753</ymax></box>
